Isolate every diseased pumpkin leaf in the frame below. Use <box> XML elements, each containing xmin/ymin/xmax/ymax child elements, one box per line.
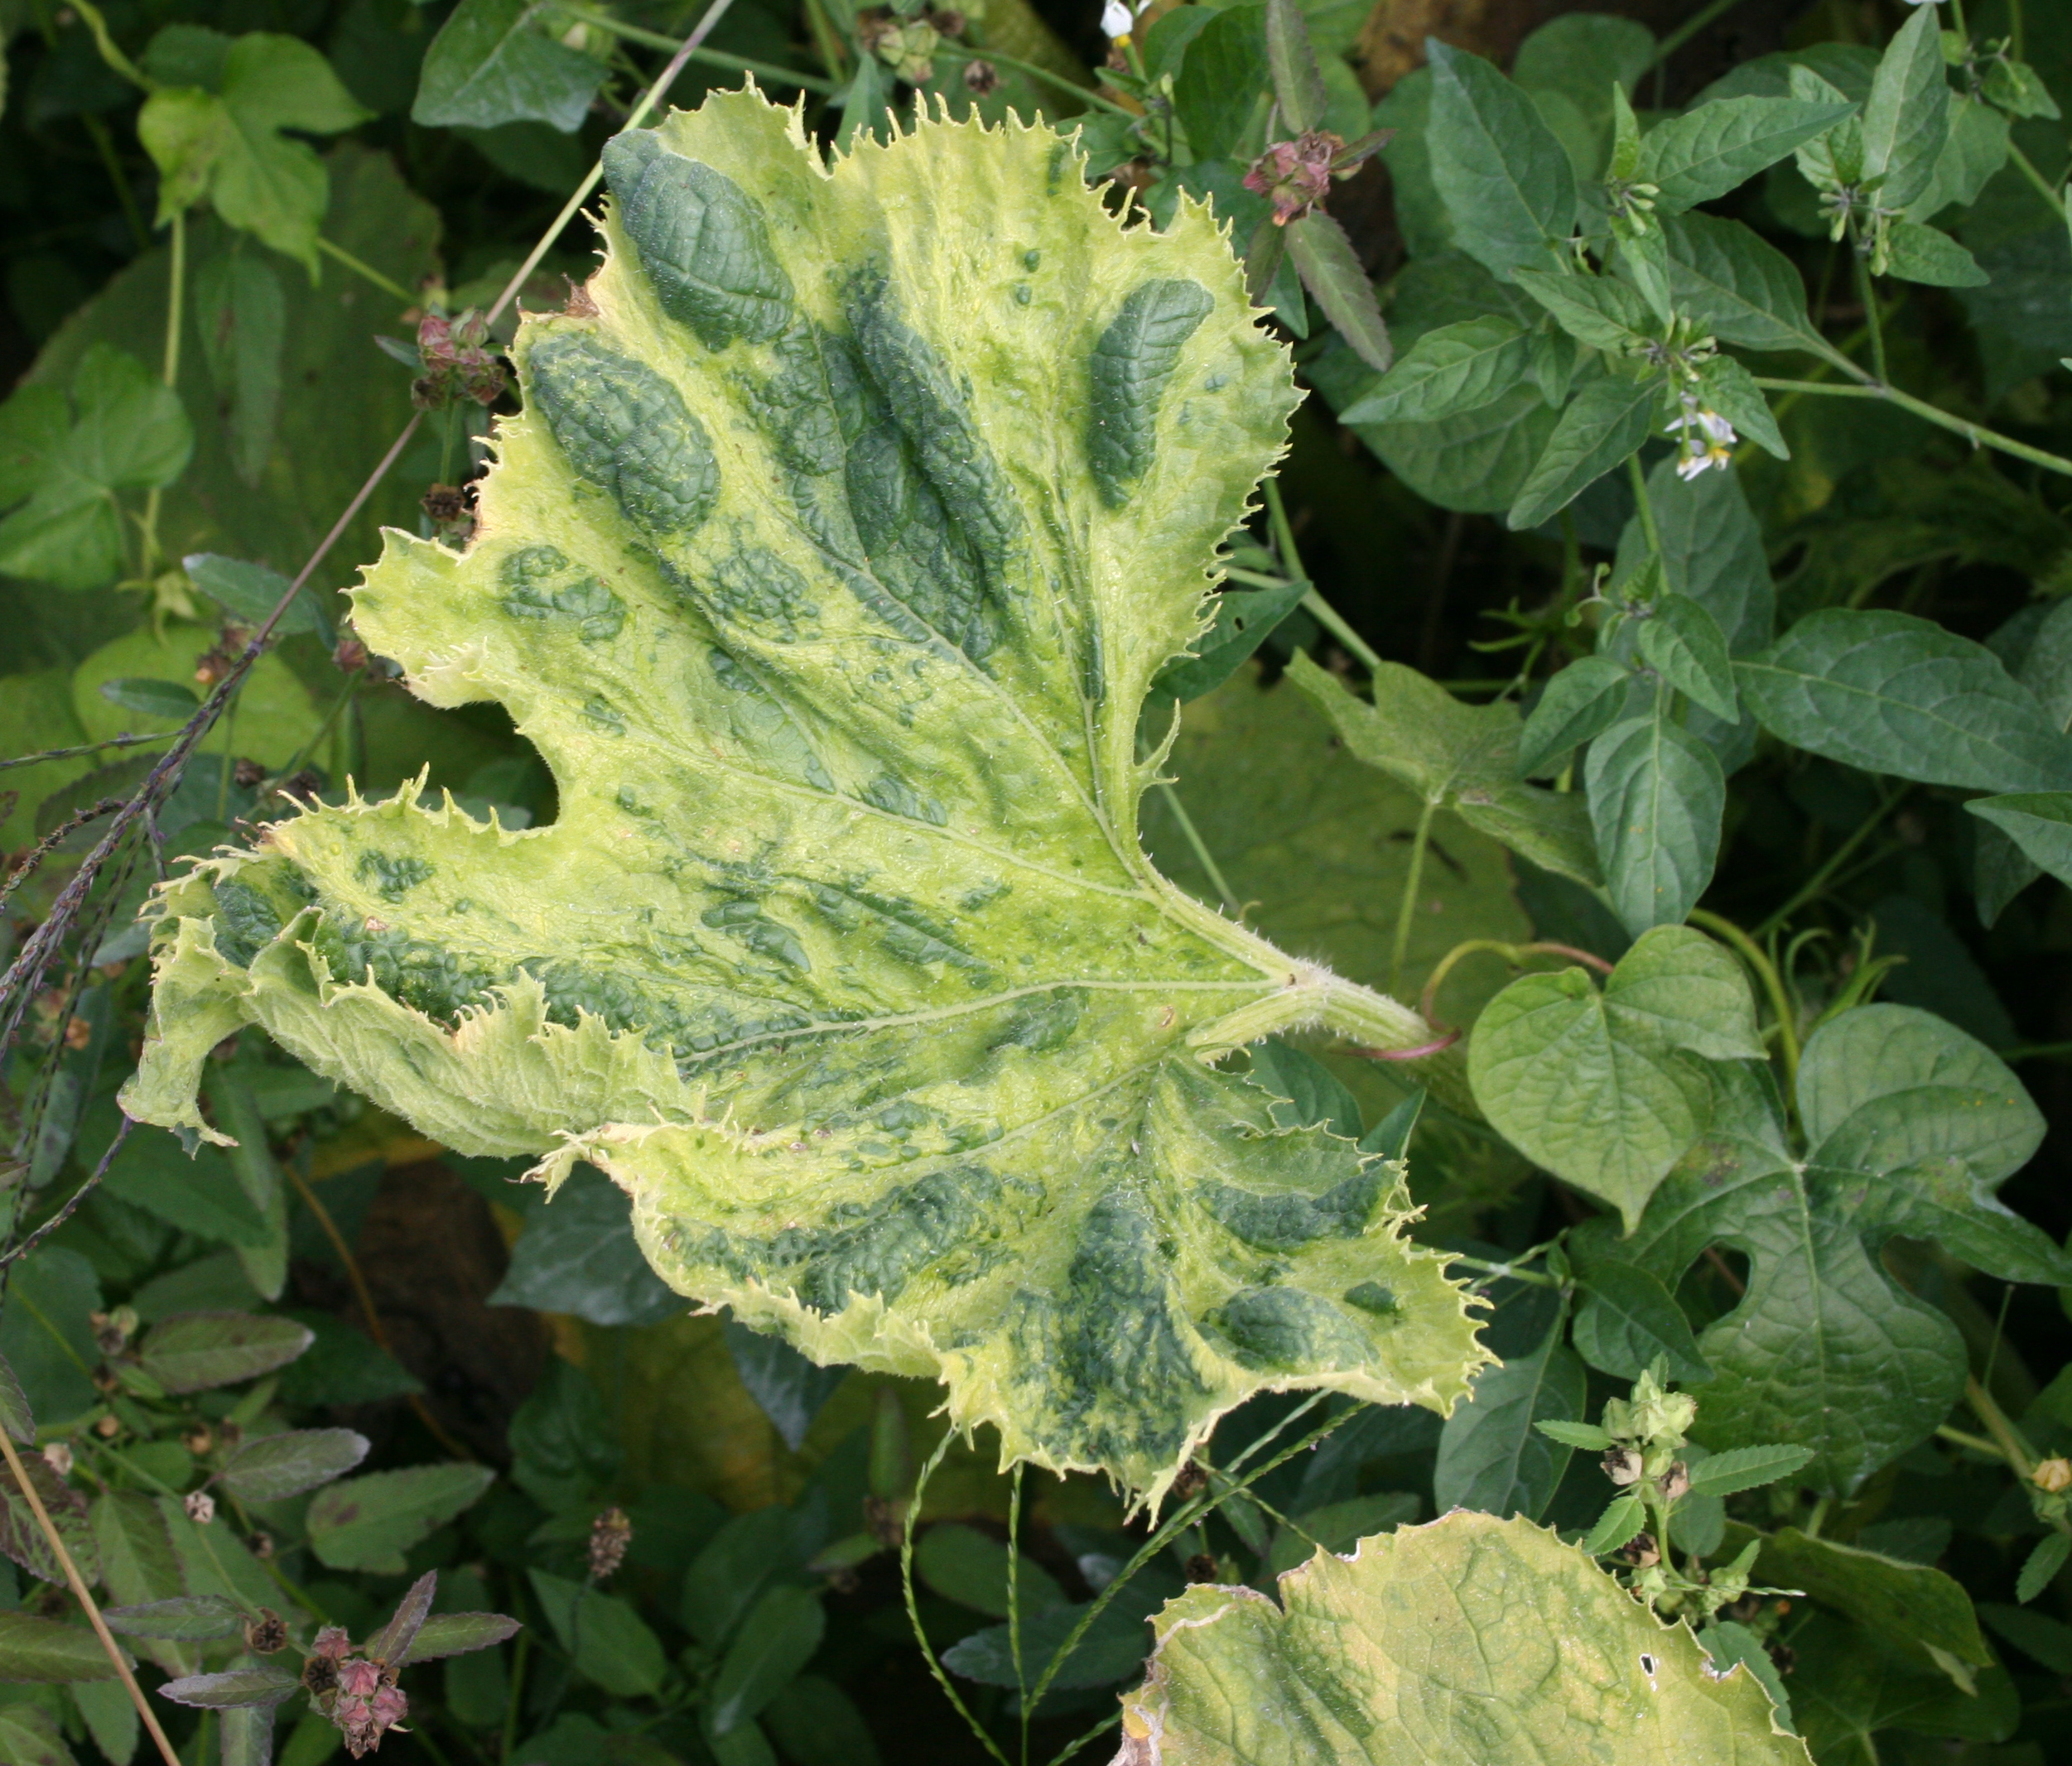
<box><xmin>123</xmin><ymin>93</ymin><xmax>1487</xmax><ymax>1504</ymax></box>
<box><xmin>1117</xmin><ymin>1510</ymin><xmax>1808</xmax><ymax>1764</ymax></box>
<box><xmin>1593</xmin><ymin>1008</ymin><xmax>2067</xmax><ymax>1495</ymax></box>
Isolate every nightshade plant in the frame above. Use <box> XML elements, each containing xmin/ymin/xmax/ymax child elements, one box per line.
<box><xmin>5</xmin><ymin>2</ymin><xmax>2072</xmax><ymax>1764</ymax></box>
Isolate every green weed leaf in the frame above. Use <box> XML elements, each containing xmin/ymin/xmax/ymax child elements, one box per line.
<box><xmin>1433</xmin><ymin>1310</ymin><xmax>1585</xmax><ymax>1520</ymax></box>
<box><xmin>1572</xmin><ymin>1259</ymin><xmax>1713</xmax><ymax>1383</ymax></box>
<box><xmin>1882</xmin><ymin>220</ymin><xmax>1988</xmax><ymax>286</ymax></box>
<box><xmin>0</xmin><ymin>345</ymin><xmax>192</xmax><ymax>591</ymax></box>
<box><xmin>137</xmin><ymin>32</ymin><xmax>373</xmax><ymax>272</ymax></box>
<box><xmin>1284</xmin><ymin>212</ymin><xmax>1391</xmax><ymax>372</ymax></box>
<box><xmin>1516</xmin><ymin>657</ymin><xmax>1633</xmax><ymax>778</ymax></box>
<box><xmin>217</xmin><ymin>1427</ymin><xmax>369</xmax><ymax>1502</ymax></box>
<box><xmin>1288</xmin><ymin>652</ymin><xmax>1599</xmax><ymax>886</ymax></box>
<box><xmin>1119</xmin><ymin>1510</ymin><xmax>1808</xmax><ymax>1764</ymax></box>
<box><xmin>1468</xmin><ymin>926</ymin><xmax>1761</xmax><ymax>1226</ymax></box>
<box><xmin>1663</xmin><ymin>212</ymin><xmax>1819</xmax><ymax>353</ymax></box>
<box><xmin>1860</xmin><ymin>5</ymin><xmax>1949</xmax><ymax>214</ymax></box>
<box><xmin>0</xmin><ymin>1610</ymin><xmax>128</xmax><ymax>1683</ymax></box>
<box><xmin>1681</xmin><ymin>1444</ymin><xmax>1813</xmax><ymax>1497</ymax></box>
<box><xmin>1734</xmin><ymin>1524</ymin><xmax>1991</xmax><ymax>1667</ymax></box>
<box><xmin>1968</xmin><ymin>791</ymin><xmax>2072</xmax><ymax>889</ymax></box>
<box><xmin>1635</xmin><ymin>594</ymin><xmax>1740</xmax><ymax>724</ymax></box>
<box><xmin>412</xmin><ymin>0</ymin><xmax>609</xmax><ymax>132</ymax></box>
<box><xmin>307</xmin><ymin>1463</ymin><xmax>496</xmax><ymax>1572</ymax></box>
<box><xmin>124</xmin><ymin>94</ymin><xmax>1486</xmax><ymax>1504</ymax></box>
<box><xmin>134</xmin><ymin>1311</ymin><xmax>311</xmax><ymax>1393</ymax></box>
<box><xmin>710</xmin><ymin>1586</ymin><xmax>826</xmax><ymax>1735</ymax></box>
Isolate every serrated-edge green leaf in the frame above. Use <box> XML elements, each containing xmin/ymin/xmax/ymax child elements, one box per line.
<box><xmin>1583</xmin><ymin>1493</ymin><xmax>1647</xmax><ymax>1557</ymax></box>
<box><xmin>0</xmin><ymin>1351</ymin><xmax>32</xmax><ymax>1446</ymax></box>
<box><xmin>2017</xmin><ymin>1533</ymin><xmax>2070</xmax><ymax>1605</ymax></box>
<box><xmin>123</xmin><ymin>92</ymin><xmax>1490</xmax><ymax>1509</ymax></box>
<box><xmin>1534</xmin><ymin>1419</ymin><xmax>1612</xmax><ymax>1450</ymax></box>
<box><xmin>1683</xmin><ymin>1443</ymin><xmax>1814</xmax><ymax>1496</ymax></box>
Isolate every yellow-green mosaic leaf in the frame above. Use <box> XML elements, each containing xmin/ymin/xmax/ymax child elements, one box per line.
<box><xmin>123</xmin><ymin>90</ymin><xmax>1486</xmax><ymax>1504</ymax></box>
<box><xmin>1116</xmin><ymin>1509</ymin><xmax>1809</xmax><ymax>1764</ymax></box>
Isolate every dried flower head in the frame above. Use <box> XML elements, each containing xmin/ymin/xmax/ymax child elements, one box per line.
<box><xmin>963</xmin><ymin>57</ymin><xmax>999</xmax><ymax>95</ymax></box>
<box><xmin>412</xmin><ymin>311</ymin><xmax>505</xmax><ymax>411</ymax></box>
<box><xmin>245</xmin><ymin>1608</ymin><xmax>289</xmax><ymax>1654</ymax></box>
<box><xmin>588</xmin><ymin>1506</ymin><xmax>634</xmax><ymax>1581</ymax></box>
<box><xmin>184</xmin><ymin>1490</ymin><xmax>216</xmax><ymax>1525</ymax></box>
<box><xmin>40</xmin><ymin>1441</ymin><xmax>73</xmax><ymax>1478</ymax></box>
<box><xmin>1243</xmin><ymin>132</ymin><xmax>1342</xmax><ymax>227</ymax></box>
<box><xmin>2034</xmin><ymin>1456</ymin><xmax>2072</xmax><ymax>1495</ymax></box>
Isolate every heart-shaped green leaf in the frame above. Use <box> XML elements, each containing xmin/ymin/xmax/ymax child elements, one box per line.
<box><xmin>123</xmin><ymin>92</ymin><xmax>1487</xmax><ymax>1504</ymax></box>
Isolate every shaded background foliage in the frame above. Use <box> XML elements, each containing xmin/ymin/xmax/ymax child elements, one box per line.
<box><xmin>3</xmin><ymin>0</ymin><xmax>2072</xmax><ymax>1763</ymax></box>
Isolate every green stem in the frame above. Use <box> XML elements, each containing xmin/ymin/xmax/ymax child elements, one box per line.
<box><xmin>564</xmin><ymin>7</ymin><xmax>840</xmax><ymax>91</ymax></box>
<box><xmin>1154</xmin><ymin>781</ymin><xmax>1241</xmax><ymax>918</ymax></box>
<box><xmin>68</xmin><ymin>0</ymin><xmax>149</xmax><ymax>88</ymax></box>
<box><xmin>1626</xmin><ymin>453</ymin><xmax>1662</xmax><ymax>559</ymax></box>
<box><xmin>2007</xmin><ymin>138</ymin><xmax>2067</xmax><ymax>219</ymax></box>
<box><xmin>1851</xmin><ymin>234</ymin><xmax>1889</xmax><ymax>383</ymax></box>
<box><xmin>903</xmin><ymin>1433</ymin><xmax>1013</xmax><ymax>1766</ymax></box>
<box><xmin>1390</xmin><ymin>796</ymin><xmax>1437</xmax><ymax>993</ymax></box>
<box><xmin>1801</xmin><ymin>1495</ymin><xmax>1828</xmax><ymax>1540</ymax></box>
<box><xmin>1028</xmin><ymin>1399</ymin><xmax>1361</xmax><ymax>1734</ymax></box>
<box><xmin>1751</xmin><ymin>785</ymin><xmax>1904</xmax><ymax>938</ymax></box>
<box><xmin>1688</xmin><ymin>908</ymin><xmax>1800</xmax><ymax>1089</ymax></box>
<box><xmin>1645</xmin><ymin>0</ymin><xmax>1742</xmax><ymax>69</ymax></box>
<box><xmin>1009</xmin><ymin>1461</ymin><xmax>1027</xmax><ymax>1764</ymax></box>
<box><xmin>80</xmin><ymin>114</ymin><xmax>147</xmax><ymax>253</ymax></box>
<box><xmin>931</xmin><ymin>46</ymin><xmax>1129</xmax><ymax>118</ymax></box>
<box><xmin>1448</xmin><ymin>1252</ymin><xmax>1561</xmax><ymax>1288</ymax></box>
<box><xmin>316</xmin><ymin>237</ymin><xmax>414</xmax><ymax>306</ymax></box>
<box><xmin>1752</xmin><ymin>378</ymin><xmax>2072</xmax><ymax>481</ymax></box>
<box><xmin>499</xmin><ymin>1622</ymin><xmax>530</xmax><ymax>1766</ymax></box>
<box><xmin>137</xmin><ymin>209</ymin><xmax>187</xmax><ymax>580</ymax></box>
<box><xmin>1935</xmin><ymin>1423</ymin><xmax>2005</xmax><ymax>1458</ymax></box>
<box><xmin>1263</xmin><ymin>479</ymin><xmax>1384</xmax><ymax>673</ymax></box>
<box><xmin>2011</xmin><ymin>0</ymin><xmax>2026</xmax><ymax>58</ymax></box>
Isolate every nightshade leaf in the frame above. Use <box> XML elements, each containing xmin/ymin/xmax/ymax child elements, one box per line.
<box><xmin>1634</xmin><ymin>594</ymin><xmax>1740</xmax><ymax>724</ymax></box>
<box><xmin>412</xmin><ymin>0</ymin><xmax>609</xmax><ymax>132</ymax></box>
<box><xmin>1638</xmin><ymin>97</ymin><xmax>1858</xmax><ymax>214</ymax></box>
<box><xmin>1338</xmin><ymin>316</ymin><xmax>1530</xmax><ymax>426</ymax></box>
<box><xmin>1598</xmin><ymin>1012</ymin><xmax>2064</xmax><ymax>1494</ymax></box>
<box><xmin>1506</xmin><ymin>373</ymin><xmax>1661</xmax><ymax>532</ymax></box>
<box><xmin>1965</xmin><ymin>791</ymin><xmax>2072</xmax><ymax>889</ymax></box>
<box><xmin>1859</xmin><ymin>5</ymin><xmax>1949</xmax><ymax>216</ymax></box>
<box><xmin>1467</xmin><ymin>926</ymin><xmax>1761</xmax><ymax>1228</ymax></box>
<box><xmin>1732</xmin><ymin>604</ymin><xmax>2072</xmax><ymax>787</ymax></box>
<box><xmin>1516</xmin><ymin>656</ymin><xmax>1631</xmax><ymax>777</ymax></box>
<box><xmin>1432</xmin><ymin>1311</ymin><xmax>1585</xmax><ymax>1521</ymax></box>
<box><xmin>122</xmin><ymin>93</ymin><xmax>1487</xmax><ymax>1507</ymax></box>
<box><xmin>1425</xmin><ymin>41</ymin><xmax>1578</xmax><ymax>282</ymax></box>
<box><xmin>1116</xmin><ymin>1511</ymin><xmax>1808</xmax><ymax>1765</ymax></box>
<box><xmin>1662</xmin><ymin>212</ymin><xmax>1819</xmax><ymax>354</ymax></box>
<box><xmin>1586</xmin><ymin>711</ymin><xmax>1727</xmax><ymax>936</ymax></box>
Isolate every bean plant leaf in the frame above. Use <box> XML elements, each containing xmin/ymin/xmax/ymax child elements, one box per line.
<box><xmin>412</xmin><ymin>0</ymin><xmax>609</xmax><ymax>133</ymax></box>
<box><xmin>1116</xmin><ymin>1510</ymin><xmax>1808</xmax><ymax>1764</ymax></box>
<box><xmin>122</xmin><ymin>93</ymin><xmax>1488</xmax><ymax>1506</ymax></box>
<box><xmin>1468</xmin><ymin>926</ymin><xmax>1761</xmax><ymax>1228</ymax></box>
<box><xmin>1601</xmin><ymin>1012</ymin><xmax>2067</xmax><ymax>1494</ymax></box>
<box><xmin>0</xmin><ymin>344</ymin><xmax>193</xmax><ymax>592</ymax></box>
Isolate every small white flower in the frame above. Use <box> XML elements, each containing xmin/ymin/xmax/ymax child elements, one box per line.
<box><xmin>1668</xmin><ymin>394</ymin><xmax>1736</xmax><ymax>478</ymax></box>
<box><xmin>1101</xmin><ymin>0</ymin><xmax>1135</xmax><ymax>39</ymax></box>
